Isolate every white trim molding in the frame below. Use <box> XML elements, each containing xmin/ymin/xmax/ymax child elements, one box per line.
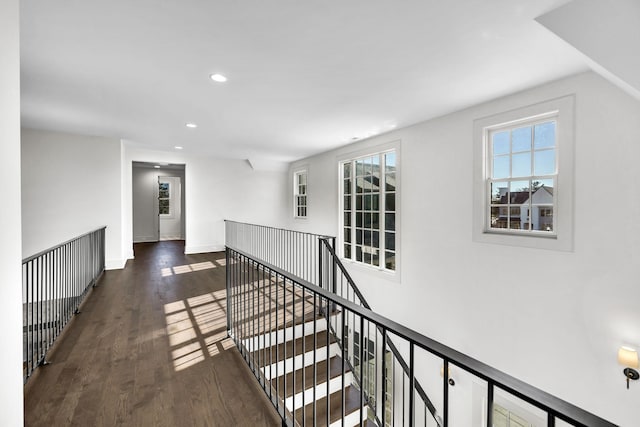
<box><xmin>472</xmin><ymin>95</ymin><xmax>575</xmax><ymax>251</ymax></box>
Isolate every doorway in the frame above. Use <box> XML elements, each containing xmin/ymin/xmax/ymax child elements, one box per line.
<box><xmin>132</xmin><ymin>162</ymin><xmax>186</xmax><ymax>243</ymax></box>
<box><xmin>158</xmin><ymin>175</ymin><xmax>182</xmax><ymax>240</ymax></box>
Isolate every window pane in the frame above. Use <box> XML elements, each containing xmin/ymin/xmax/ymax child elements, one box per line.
<box><xmin>492</xmin><ymin>155</ymin><xmax>509</xmax><ymax>179</ymax></box>
<box><xmin>372</xmin><ymin>194</ymin><xmax>379</xmax><ymax>211</ymax></box>
<box><xmin>364</xmin><ymin>230</ymin><xmax>372</xmax><ymax>246</ymax></box>
<box><xmin>385</xmin><ymin>192</ymin><xmax>395</xmax><ymax>211</ymax></box>
<box><xmin>356</xmin><ymin>177</ymin><xmax>365</xmax><ymax>193</ymax></box>
<box><xmin>534</xmin><ymin>121</ymin><xmax>555</xmax><ymax>149</ymax></box>
<box><xmin>512</xmin><ymin>152</ymin><xmax>531</xmax><ymax>177</ymax></box>
<box><xmin>344</xmin><ymin>212</ymin><xmax>351</xmax><ymax>227</ymax></box>
<box><xmin>492</xmin><ymin>131</ymin><xmax>510</xmax><ymax>155</ymax></box>
<box><xmin>356</xmin><ymin>195</ymin><xmax>363</xmax><ymax>210</ymax></box>
<box><xmin>344</xmin><ymin>196</ymin><xmax>351</xmax><ymax>209</ymax></box>
<box><xmin>512</xmin><ymin>126</ymin><xmax>532</xmax><ymax>152</ymax></box>
<box><xmin>533</xmin><ymin>206</ymin><xmax>553</xmax><ymax>232</ymax></box>
<box><xmin>364</xmin><ymin>213</ymin><xmax>372</xmax><ymax>228</ymax></box>
<box><xmin>356</xmin><ymin>159</ymin><xmax>365</xmax><ymax>176</ymax></box>
<box><xmin>533</xmin><ymin>179</ymin><xmax>554</xmax><ymax>200</ymax></box>
<box><xmin>343</xmin><ymin>179</ymin><xmax>351</xmax><ymax>194</ymax></box>
<box><xmin>385</xmin><ymin>232</ymin><xmax>395</xmax><ymax>251</ymax></box>
<box><xmin>385</xmin><ymin>252</ymin><xmax>396</xmax><ymax>270</ymax></box>
<box><xmin>363</xmin><ymin>251</ymin><xmax>371</xmax><ymax>264</ymax></box>
<box><xmin>356</xmin><ymin>229</ymin><xmax>363</xmax><ymax>245</ymax></box>
<box><xmin>343</xmin><ymin>162</ymin><xmax>352</xmax><ymax>179</ymax></box>
<box><xmin>491</xmin><ymin>182</ymin><xmax>508</xmax><ymax>204</ymax></box>
<box><xmin>159</xmin><ymin>199</ymin><xmax>169</xmax><ymax>210</ymax></box>
<box><xmin>372</xmin><ymin>213</ymin><xmax>380</xmax><ymax>229</ymax></box>
<box><xmin>534</xmin><ymin>149</ymin><xmax>555</xmax><ymax>175</ymax></box>
<box><xmin>385</xmin><ymin>173</ymin><xmax>396</xmax><ymax>192</ymax></box>
<box><xmin>385</xmin><ymin>152</ymin><xmax>396</xmax><ymax>169</ymax></box>
<box><xmin>356</xmin><ymin>246</ymin><xmax>363</xmax><ymax>262</ymax></box>
<box><xmin>344</xmin><ymin>228</ymin><xmax>351</xmax><ymax>243</ymax></box>
<box><xmin>364</xmin><ymin>195</ymin><xmax>372</xmax><ymax>210</ymax></box>
<box><xmin>372</xmin><ymin>252</ymin><xmax>379</xmax><ymax>267</ymax></box>
<box><xmin>509</xmin><ymin>180</ymin><xmax>530</xmax><ymax>204</ymax></box>
<box><xmin>490</xmin><ymin>206</ymin><xmax>507</xmax><ymax>228</ymax></box>
<box><xmin>344</xmin><ymin>244</ymin><xmax>351</xmax><ymax>259</ymax></box>
<box><xmin>356</xmin><ymin>212</ymin><xmax>363</xmax><ymax>228</ymax></box>
<box><xmin>372</xmin><ymin>231</ymin><xmax>379</xmax><ymax>247</ymax></box>
<box><xmin>159</xmin><ymin>189</ymin><xmax>169</xmax><ymax>198</ymax></box>
<box><xmin>385</xmin><ymin>213</ymin><xmax>395</xmax><ymax>231</ymax></box>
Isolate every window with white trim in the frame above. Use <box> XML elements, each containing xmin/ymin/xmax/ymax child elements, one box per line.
<box><xmin>487</xmin><ymin>116</ymin><xmax>557</xmax><ymax>234</ymax></box>
<box><xmin>472</xmin><ymin>95</ymin><xmax>575</xmax><ymax>251</ymax></box>
<box><xmin>159</xmin><ymin>182</ymin><xmax>170</xmax><ymax>215</ymax></box>
<box><xmin>340</xmin><ymin>150</ymin><xmax>396</xmax><ymax>271</ymax></box>
<box><xmin>294</xmin><ymin>170</ymin><xmax>307</xmax><ymax>218</ymax></box>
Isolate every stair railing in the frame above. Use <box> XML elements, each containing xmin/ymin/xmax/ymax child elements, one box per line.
<box><xmin>225</xmin><ymin>221</ymin><xmax>615</xmax><ymax>427</ymax></box>
<box><xmin>22</xmin><ymin>227</ymin><xmax>106</xmax><ymax>383</ymax></box>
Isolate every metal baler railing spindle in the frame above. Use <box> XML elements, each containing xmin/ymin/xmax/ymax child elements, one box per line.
<box><xmin>22</xmin><ymin>227</ymin><xmax>106</xmax><ymax>383</ymax></box>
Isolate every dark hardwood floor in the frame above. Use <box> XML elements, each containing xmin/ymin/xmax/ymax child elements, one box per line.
<box><xmin>24</xmin><ymin>241</ymin><xmax>281</xmax><ymax>426</ymax></box>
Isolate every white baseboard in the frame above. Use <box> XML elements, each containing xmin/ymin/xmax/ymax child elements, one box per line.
<box><xmin>184</xmin><ymin>244</ymin><xmax>225</xmax><ymax>254</ymax></box>
<box><xmin>124</xmin><ymin>248</ymin><xmax>134</xmax><ymax>260</ymax></box>
<box><xmin>133</xmin><ymin>236</ymin><xmax>157</xmax><ymax>243</ymax></box>
<box><xmin>105</xmin><ymin>258</ymin><xmax>127</xmax><ymax>270</ymax></box>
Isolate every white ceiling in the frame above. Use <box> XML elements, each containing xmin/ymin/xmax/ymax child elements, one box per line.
<box><xmin>20</xmin><ymin>0</ymin><xmax>589</xmax><ymax>163</ymax></box>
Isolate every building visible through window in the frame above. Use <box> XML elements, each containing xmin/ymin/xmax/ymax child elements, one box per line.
<box><xmin>488</xmin><ymin>119</ymin><xmax>556</xmax><ymax>234</ymax></box>
<box><xmin>341</xmin><ymin>150</ymin><xmax>396</xmax><ymax>271</ymax></box>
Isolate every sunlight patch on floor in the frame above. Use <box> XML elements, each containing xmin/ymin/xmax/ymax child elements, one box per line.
<box><xmin>164</xmin><ymin>289</ymin><xmax>231</xmax><ymax>372</ymax></box>
<box><xmin>160</xmin><ymin>260</ymin><xmax>221</xmax><ymax>277</ymax></box>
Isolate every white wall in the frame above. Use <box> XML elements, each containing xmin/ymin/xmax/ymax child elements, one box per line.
<box><xmin>123</xmin><ymin>145</ymin><xmax>289</xmax><ymax>258</ymax></box>
<box><xmin>287</xmin><ymin>71</ymin><xmax>640</xmax><ymax>426</ymax></box>
<box><xmin>0</xmin><ymin>0</ymin><xmax>24</xmax><ymax>423</ymax></box>
<box><xmin>21</xmin><ymin>129</ymin><xmax>125</xmax><ymax>269</ymax></box>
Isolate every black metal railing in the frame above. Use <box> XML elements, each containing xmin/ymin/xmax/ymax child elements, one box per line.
<box><xmin>225</xmin><ymin>221</ymin><xmax>437</xmax><ymax>426</ymax></box>
<box><xmin>225</xmin><ymin>220</ymin><xmax>328</xmax><ymax>287</ymax></box>
<box><xmin>225</xmin><ymin>222</ymin><xmax>615</xmax><ymax>427</ymax></box>
<box><xmin>22</xmin><ymin>227</ymin><xmax>106</xmax><ymax>383</ymax></box>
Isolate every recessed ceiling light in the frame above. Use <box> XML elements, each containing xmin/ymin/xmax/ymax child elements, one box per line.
<box><xmin>210</xmin><ymin>73</ymin><xmax>227</xmax><ymax>83</ymax></box>
<box><xmin>186</xmin><ymin>123</ymin><xmax>197</xmax><ymax>128</ymax></box>
<box><xmin>154</xmin><ymin>165</ymin><xmax>161</xmax><ymax>169</ymax></box>
<box><xmin>174</xmin><ymin>146</ymin><xmax>183</xmax><ymax>150</ymax></box>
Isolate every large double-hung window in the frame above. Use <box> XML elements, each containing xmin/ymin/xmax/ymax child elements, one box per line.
<box><xmin>341</xmin><ymin>150</ymin><xmax>396</xmax><ymax>271</ymax></box>
<box><xmin>488</xmin><ymin>116</ymin><xmax>557</xmax><ymax>234</ymax></box>
<box><xmin>473</xmin><ymin>95</ymin><xmax>575</xmax><ymax>251</ymax></box>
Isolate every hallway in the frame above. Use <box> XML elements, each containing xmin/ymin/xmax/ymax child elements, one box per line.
<box><xmin>24</xmin><ymin>241</ymin><xmax>280</xmax><ymax>426</ymax></box>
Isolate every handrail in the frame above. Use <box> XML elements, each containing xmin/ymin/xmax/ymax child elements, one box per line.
<box><xmin>228</xmin><ymin>245</ymin><xmax>616</xmax><ymax>427</ymax></box>
<box><xmin>22</xmin><ymin>226</ymin><xmax>107</xmax><ymax>263</ymax></box>
<box><xmin>225</xmin><ymin>219</ymin><xmax>333</xmax><ymax>240</ymax></box>
<box><xmin>22</xmin><ymin>227</ymin><xmax>106</xmax><ymax>383</ymax></box>
<box><xmin>318</xmin><ymin>236</ymin><xmax>441</xmax><ymax>425</ymax></box>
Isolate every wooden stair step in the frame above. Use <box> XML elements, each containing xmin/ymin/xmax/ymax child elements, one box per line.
<box><xmin>278</xmin><ymin>355</ymin><xmax>348</xmax><ymax>399</ymax></box>
<box><xmin>252</xmin><ymin>330</ymin><xmax>335</xmax><ymax>367</ymax></box>
<box><xmin>295</xmin><ymin>384</ymin><xmax>365</xmax><ymax>427</ymax></box>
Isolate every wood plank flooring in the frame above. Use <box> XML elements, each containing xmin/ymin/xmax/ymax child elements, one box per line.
<box><xmin>24</xmin><ymin>241</ymin><xmax>281</xmax><ymax>426</ymax></box>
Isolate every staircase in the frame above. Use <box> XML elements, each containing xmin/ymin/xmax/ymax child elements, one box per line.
<box><xmin>225</xmin><ymin>221</ymin><xmax>617</xmax><ymax>427</ymax></box>
<box><xmin>234</xmin><ymin>271</ymin><xmax>370</xmax><ymax>426</ymax></box>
